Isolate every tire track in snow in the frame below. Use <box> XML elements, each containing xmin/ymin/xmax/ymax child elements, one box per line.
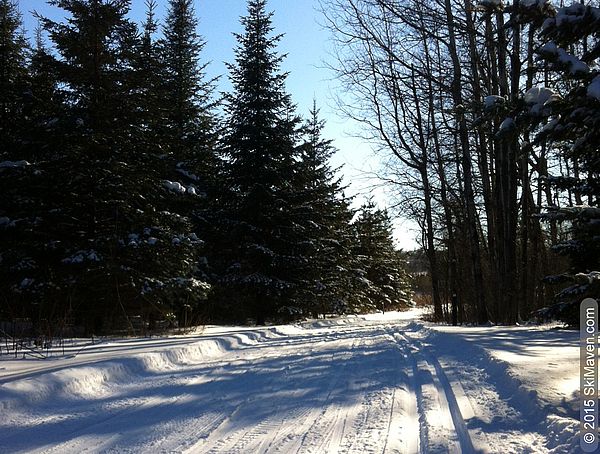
<box><xmin>184</xmin><ymin>325</ymin><xmax>415</xmax><ymax>453</ymax></box>
<box><xmin>264</xmin><ymin>325</ymin><xmax>418</xmax><ymax>454</ymax></box>
<box><xmin>183</xmin><ymin>360</ymin><xmax>300</xmax><ymax>454</ymax></box>
<box><xmin>0</xmin><ymin>327</ymin><xmax>322</xmax><ymax>454</ymax></box>
<box><xmin>31</xmin><ymin>394</ymin><xmax>192</xmax><ymax>454</ymax></box>
<box><xmin>264</xmin><ymin>336</ymin><xmax>357</xmax><ymax>453</ymax></box>
<box><xmin>323</xmin><ymin>326</ymin><xmax>419</xmax><ymax>454</ymax></box>
<box><xmin>191</xmin><ymin>325</ymin><xmax>406</xmax><ymax>454</ymax></box>
<box><xmin>180</xmin><ymin>335</ymin><xmax>331</xmax><ymax>452</ymax></box>
<box><xmin>29</xmin><ymin>371</ymin><xmax>246</xmax><ymax>454</ymax></box>
<box><xmin>294</xmin><ymin>327</ymin><xmax>416</xmax><ymax>454</ymax></box>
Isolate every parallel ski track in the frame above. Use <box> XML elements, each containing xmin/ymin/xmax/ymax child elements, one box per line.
<box><xmin>386</xmin><ymin>326</ymin><xmax>477</xmax><ymax>454</ymax></box>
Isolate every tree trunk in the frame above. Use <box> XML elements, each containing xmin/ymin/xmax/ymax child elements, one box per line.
<box><xmin>446</xmin><ymin>0</ymin><xmax>487</xmax><ymax>323</ymax></box>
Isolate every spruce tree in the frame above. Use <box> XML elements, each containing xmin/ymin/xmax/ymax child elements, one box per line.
<box><xmin>292</xmin><ymin>102</ymin><xmax>357</xmax><ymax>316</ymax></box>
<box><xmin>4</xmin><ymin>0</ymin><xmax>211</xmax><ymax>334</ymax></box>
<box><xmin>0</xmin><ymin>0</ymin><xmax>31</xmax><ymax>323</ymax></box>
<box><xmin>28</xmin><ymin>26</ymin><xmax>62</xmax><ymax>141</ymax></box>
<box><xmin>352</xmin><ymin>200</ymin><xmax>412</xmax><ymax>313</ymax></box>
<box><xmin>132</xmin><ymin>0</ymin><xmax>162</xmax><ymax>143</ymax></box>
<box><xmin>159</xmin><ymin>0</ymin><xmax>216</xmax><ymax>167</ymax></box>
<box><xmin>29</xmin><ymin>0</ymin><xmax>146</xmax><ymax>333</ymax></box>
<box><xmin>0</xmin><ymin>0</ymin><xmax>28</xmax><ymax>154</ymax></box>
<box><xmin>215</xmin><ymin>0</ymin><xmax>304</xmax><ymax>324</ymax></box>
<box><xmin>152</xmin><ymin>0</ymin><xmax>217</xmax><ymax>325</ymax></box>
<box><xmin>530</xmin><ymin>3</ymin><xmax>600</xmax><ymax>324</ymax></box>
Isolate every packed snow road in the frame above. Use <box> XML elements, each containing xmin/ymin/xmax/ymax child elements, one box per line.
<box><xmin>0</xmin><ymin>310</ymin><xmax>578</xmax><ymax>453</ymax></box>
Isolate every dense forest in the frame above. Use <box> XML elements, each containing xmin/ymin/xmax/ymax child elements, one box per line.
<box><xmin>1</xmin><ymin>0</ymin><xmax>598</xmax><ymax>337</ymax></box>
<box><xmin>0</xmin><ymin>0</ymin><xmax>412</xmax><ymax>336</ymax></box>
<box><xmin>324</xmin><ymin>0</ymin><xmax>600</xmax><ymax>326</ymax></box>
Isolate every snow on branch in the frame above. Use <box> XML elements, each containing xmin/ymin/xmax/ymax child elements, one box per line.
<box><xmin>163</xmin><ymin>180</ymin><xmax>187</xmax><ymax>194</ymax></box>
<box><xmin>524</xmin><ymin>86</ymin><xmax>560</xmax><ymax>116</ymax></box>
<box><xmin>0</xmin><ymin>160</ymin><xmax>30</xmax><ymax>169</ymax></box>
<box><xmin>588</xmin><ymin>75</ymin><xmax>600</xmax><ymax>101</ymax></box>
<box><xmin>537</xmin><ymin>42</ymin><xmax>589</xmax><ymax>76</ymax></box>
<box><xmin>62</xmin><ymin>250</ymin><xmax>102</xmax><ymax>264</ymax></box>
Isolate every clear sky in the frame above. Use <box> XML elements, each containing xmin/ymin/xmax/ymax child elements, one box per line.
<box><xmin>17</xmin><ymin>0</ymin><xmax>419</xmax><ymax>250</ymax></box>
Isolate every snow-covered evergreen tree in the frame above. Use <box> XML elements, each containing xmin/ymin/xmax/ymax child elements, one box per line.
<box><xmin>0</xmin><ymin>0</ymin><xmax>32</xmax><ymax>324</ymax></box>
<box><xmin>352</xmin><ymin>200</ymin><xmax>412</xmax><ymax>313</ymax></box>
<box><xmin>525</xmin><ymin>3</ymin><xmax>600</xmax><ymax>324</ymax></box>
<box><xmin>0</xmin><ymin>0</ymin><xmax>210</xmax><ymax>334</ymax></box>
<box><xmin>291</xmin><ymin>102</ymin><xmax>357</xmax><ymax>316</ymax></box>
<box><xmin>212</xmin><ymin>0</ymin><xmax>310</xmax><ymax>323</ymax></box>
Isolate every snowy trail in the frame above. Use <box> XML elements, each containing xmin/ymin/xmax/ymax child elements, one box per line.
<box><xmin>386</xmin><ymin>329</ymin><xmax>475</xmax><ymax>453</ymax></box>
<box><xmin>0</xmin><ymin>311</ymin><xmax>579</xmax><ymax>453</ymax></box>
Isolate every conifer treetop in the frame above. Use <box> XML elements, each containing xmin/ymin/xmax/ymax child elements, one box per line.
<box><xmin>227</xmin><ymin>0</ymin><xmax>290</xmax><ymax>130</ymax></box>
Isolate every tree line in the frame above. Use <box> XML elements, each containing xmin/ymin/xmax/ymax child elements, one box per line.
<box><xmin>0</xmin><ymin>0</ymin><xmax>412</xmax><ymax>336</ymax></box>
<box><xmin>324</xmin><ymin>0</ymin><xmax>599</xmax><ymax>325</ymax></box>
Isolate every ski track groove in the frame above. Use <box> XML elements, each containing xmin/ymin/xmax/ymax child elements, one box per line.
<box><xmin>385</xmin><ymin>328</ymin><xmax>427</xmax><ymax>454</ymax></box>
<box><xmin>387</xmin><ymin>327</ymin><xmax>478</xmax><ymax>454</ymax></box>
<box><xmin>379</xmin><ymin>326</ymin><xmax>419</xmax><ymax>454</ymax></box>
<box><xmin>383</xmin><ymin>384</ymin><xmax>397</xmax><ymax>453</ymax></box>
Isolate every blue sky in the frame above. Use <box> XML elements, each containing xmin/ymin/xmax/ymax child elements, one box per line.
<box><xmin>17</xmin><ymin>0</ymin><xmax>419</xmax><ymax>250</ymax></box>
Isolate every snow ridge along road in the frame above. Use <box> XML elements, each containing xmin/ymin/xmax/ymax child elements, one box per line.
<box><xmin>0</xmin><ymin>310</ymin><xmax>579</xmax><ymax>453</ymax></box>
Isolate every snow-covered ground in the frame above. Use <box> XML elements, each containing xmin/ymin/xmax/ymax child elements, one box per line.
<box><xmin>0</xmin><ymin>309</ymin><xmax>579</xmax><ymax>453</ymax></box>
